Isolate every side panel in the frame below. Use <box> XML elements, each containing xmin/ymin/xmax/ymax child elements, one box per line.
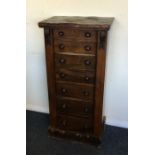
<box><xmin>44</xmin><ymin>27</ymin><xmax>57</xmax><ymax>128</ymax></box>
<box><xmin>94</xmin><ymin>31</ymin><xmax>107</xmax><ymax>137</ymax></box>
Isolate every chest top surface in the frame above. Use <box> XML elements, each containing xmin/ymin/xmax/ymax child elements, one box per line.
<box><xmin>38</xmin><ymin>16</ymin><xmax>114</xmax><ymax>30</ymax></box>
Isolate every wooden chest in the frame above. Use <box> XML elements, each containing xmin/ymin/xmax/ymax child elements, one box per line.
<box><xmin>38</xmin><ymin>16</ymin><xmax>114</xmax><ymax>145</ymax></box>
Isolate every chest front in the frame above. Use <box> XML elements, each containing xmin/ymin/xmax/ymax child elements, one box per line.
<box><xmin>39</xmin><ymin>16</ymin><xmax>113</xmax><ymax>145</ymax></box>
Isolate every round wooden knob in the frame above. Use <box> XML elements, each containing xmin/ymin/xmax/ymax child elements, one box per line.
<box><xmin>85</xmin><ymin>32</ymin><xmax>91</xmax><ymax>38</ymax></box>
<box><xmin>83</xmin><ymin>91</ymin><xmax>89</xmax><ymax>96</ymax></box>
<box><xmin>86</xmin><ymin>134</ymin><xmax>90</xmax><ymax>138</ymax></box>
<box><xmin>61</xmin><ymin>88</ymin><xmax>67</xmax><ymax>94</ymax></box>
<box><xmin>84</xmin><ymin>60</ymin><xmax>91</xmax><ymax>65</ymax></box>
<box><xmin>59</xmin><ymin>58</ymin><xmax>65</xmax><ymax>64</ymax></box>
<box><xmin>59</xmin><ymin>73</ymin><xmax>65</xmax><ymax>78</ymax></box>
<box><xmin>75</xmin><ymin>133</ymin><xmax>82</xmax><ymax>138</ymax></box>
<box><xmin>59</xmin><ymin>44</ymin><xmax>65</xmax><ymax>49</ymax></box>
<box><xmin>62</xmin><ymin>103</ymin><xmax>67</xmax><ymax>109</ymax></box>
<box><xmin>58</xmin><ymin>31</ymin><xmax>64</xmax><ymax>36</ymax></box>
<box><xmin>84</xmin><ymin>45</ymin><xmax>91</xmax><ymax>51</ymax></box>
<box><xmin>84</xmin><ymin>124</ymin><xmax>89</xmax><ymax>129</ymax></box>
<box><xmin>84</xmin><ymin>76</ymin><xmax>89</xmax><ymax>81</ymax></box>
<box><xmin>84</xmin><ymin>107</ymin><xmax>89</xmax><ymax>113</ymax></box>
<box><xmin>62</xmin><ymin>120</ymin><xmax>67</xmax><ymax>126</ymax></box>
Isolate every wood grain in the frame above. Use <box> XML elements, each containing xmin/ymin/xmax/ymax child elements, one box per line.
<box><xmin>94</xmin><ymin>31</ymin><xmax>107</xmax><ymax>137</ymax></box>
<box><xmin>56</xmin><ymin>81</ymin><xmax>95</xmax><ymax>100</ymax></box>
<box><xmin>39</xmin><ymin>16</ymin><xmax>114</xmax><ymax>30</ymax></box>
<box><xmin>53</xmin><ymin>28</ymin><xmax>97</xmax><ymax>42</ymax></box>
<box><xmin>55</xmin><ymin>68</ymin><xmax>95</xmax><ymax>84</ymax></box>
<box><xmin>55</xmin><ymin>53</ymin><xmax>96</xmax><ymax>70</ymax></box>
<box><xmin>56</xmin><ymin>114</ymin><xmax>93</xmax><ymax>133</ymax></box>
<box><xmin>44</xmin><ymin>28</ymin><xmax>57</xmax><ymax>128</ymax></box>
<box><xmin>56</xmin><ymin>97</ymin><xmax>93</xmax><ymax>118</ymax></box>
<box><xmin>54</xmin><ymin>41</ymin><xmax>97</xmax><ymax>55</ymax></box>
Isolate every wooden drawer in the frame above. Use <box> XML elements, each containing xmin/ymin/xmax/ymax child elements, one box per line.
<box><xmin>56</xmin><ymin>68</ymin><xmax>95</xmax><ymax>84</ymax></box>
<box><xmin>54</xmin><ymin>41</ymin><xmax>96</xmax><ymax>55</ymax></box>
<box><xmin>56</xmin><ymin>115</ymin><xmax>93</xmax><ymax>133</ymax></box>
<box><xmin>56</xmin><ymin>81</ymin><xmax>94</xmax><ymax>100</ymax></box>
<box><xmin>53</xmin><ymin>28</ymin><xmax>97</xmax><ymax>42</ymax></box>
<box><xmin>55</xmin><ymin>53</ymin><xmax>96</xmax><ymax>70</ymax></box>
<box><xmin>56</xmin><ymin>97</ymin><xmax>93</xmax><ymax>117</ymax></box>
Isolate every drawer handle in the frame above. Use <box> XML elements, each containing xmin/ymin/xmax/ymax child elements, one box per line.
<box><xmin>61</xmin><ymin>88</ymin><xmax>67</xmax><ymax>94</ymax></box>
<box><xmin>84</xmin><ymin>124</ymin><xmax>89</xmax><ymax>129</ymax></box>
<box><xmin>84</xmin><ymin>107</ymin><xmax>89</xmax><ymax>113</ymax></box>
<box><xmin>84</xmin><ymin>60</ymin><xmax>91</xmax><ymax>65</ymax></box>
<box><xmin>61</xmin><ymin>103</ymin><xmax>67</xmax><ymax>109</ymax></box>
<box><xmin>59</xmin><ymin>58</ymin><xmax>66</xmax><ymax>64</ymax></box>
<box><xmin>84</xmin><ymin>76</ymin><xmax>89</xmax><ymax>81</ymax></box>
<box><xmin>58</xmin><ymin>31</ymin><xmax>64</xmax><ymax>36</ymax></box>
<box><xmin>84</xmin><ymin>45</ymin><xmax>91</xmax><ymax>51</ymax></box>
<box><xmin>62</xmin><ymin>120</ymin><xmax>67</xmax><ymax>126</ymax></box>
<box><xmin>86</xmin><ymin>134</ymin><xmax>90</xmax><ymax>138</ymax></box>
<box><xmin>83</xmin><ymin>91</ymin><xmax>89</xmax><ymax>96</ymax></box>
<box><xmin>59</xmin><ymin>73</ymin><xmax>66</xmax><ymax>78</ymax></box>
<box><xmin>76</xmin><ymin>133</ymin><xmax>82</xmax><ymax>138</ymax></box>
<box><xmin>59</xmin><ymin>44</ymin><xmax>65</xmax><ymax>49</ymax></box>
<box><xmin>85</xmin><ymin>32</ymin><xmax>91</xmax><ymax>38</ymax></box>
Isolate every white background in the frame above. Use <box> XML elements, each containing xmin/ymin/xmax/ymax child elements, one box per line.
<box><xmin>0</xmin><ymin>0</ymin><xmax>155</xmax><ymax>155</ymax></box>
<box><xmin>27</xmin><ymin>0</ymin><xmax>128</xmax><ymax>128</ymax></box>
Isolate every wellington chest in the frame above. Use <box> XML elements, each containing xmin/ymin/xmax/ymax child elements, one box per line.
<box><xmin>38</xmin><ymin>16</ymin><xmax>114</xmax><ymax>145</ymax></box>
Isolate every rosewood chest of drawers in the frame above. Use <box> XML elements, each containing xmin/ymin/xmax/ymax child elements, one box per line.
<box><xmin>38</xmin><ymin>16</ymin><xmax>114</xmax><ymax>145</ymax></box>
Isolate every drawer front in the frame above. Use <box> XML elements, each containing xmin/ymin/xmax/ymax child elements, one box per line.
<box><xmin>55</xmin><ymin>54</ymin><xmax>96</xmax><ymax>70</ymax></box>
<box><xmin>56</xmin><ymin>97</ymin><xmax>93</xmax><ymax>117</ymax></box>
<box><xmin>54</xmin><ymin>41</ymin><xmax>96</xmax><ymax>55</ymax></box>
<box><xmin>56</xmin><ymin>68</ymin><xmax>95</xmax><ymax>84</ymax></box>
<box><xmin>57</xmin><ymin>115</ymin><xmax>93</xmax><ymax>133</ymax></box>
<box><xmin>56</xmin><ymin>82</ymin><xmax>94</xmax><ymax>100</ymax></box>
<box><xmin>53</xmin><ymin>29</ymin><xmax>97</xmax><ymax>42</ymax></box>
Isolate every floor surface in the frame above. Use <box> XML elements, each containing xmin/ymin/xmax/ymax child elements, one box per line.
<box><xmin>26</xmin><ymin>110</ymin><xmax>128</xmax><ymax>155</ymax></box>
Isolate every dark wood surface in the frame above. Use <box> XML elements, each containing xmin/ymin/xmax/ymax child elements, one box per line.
<box><xmin>53</xmin><ymin>28</ymin><xmax>97</xmax><ymax>42</ymax></box>
<box><xmin>94</xmin><ymin>31</ymin><xmax>107</xmax><ymax>137</ymax></box>
<box><xmin>56</xmin><ymin>81</ymin><xmax>95</xmax><ymax>100</ymax></box>
<box><xmin>55</xmin><ymin>68</ymin><xmax>95</xmax><ymax>84</ymax></box>
<box><xmin>39</xmin><ymin>16</ymin><xmax>113</xmax><ymax>145</ymax></box>
<box><xmin>56</xmin><ymin>97</ymin><xmax>93</xmax><ymax>118</ymax></box>
<box><xmin>54</xmin><ymin>41</ymin><xmax>97</xmax><ymax>54</ymax></box>
<box><xmin>56</xmin><ymin>114</ymin><xmax>93</xmax><ymax>133</ymax></box>
<box><xmin>39</xmin><ymin>16</ymin><xmax>114</xmax><ymax>30</ymax></box>
<box><xmin>44</xmin><ymin>28</ymin><xmax>57</xmax><ymax>128</ymax></box>
<box><xmin>48</xmin><ymin>126</ymin><xmax>102</xmax><ymax>146</ymax></box>
<box><xmin>55</xmin><ymin>53</ymin><xmax>96</xmax><ymax>70</ymax></box>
